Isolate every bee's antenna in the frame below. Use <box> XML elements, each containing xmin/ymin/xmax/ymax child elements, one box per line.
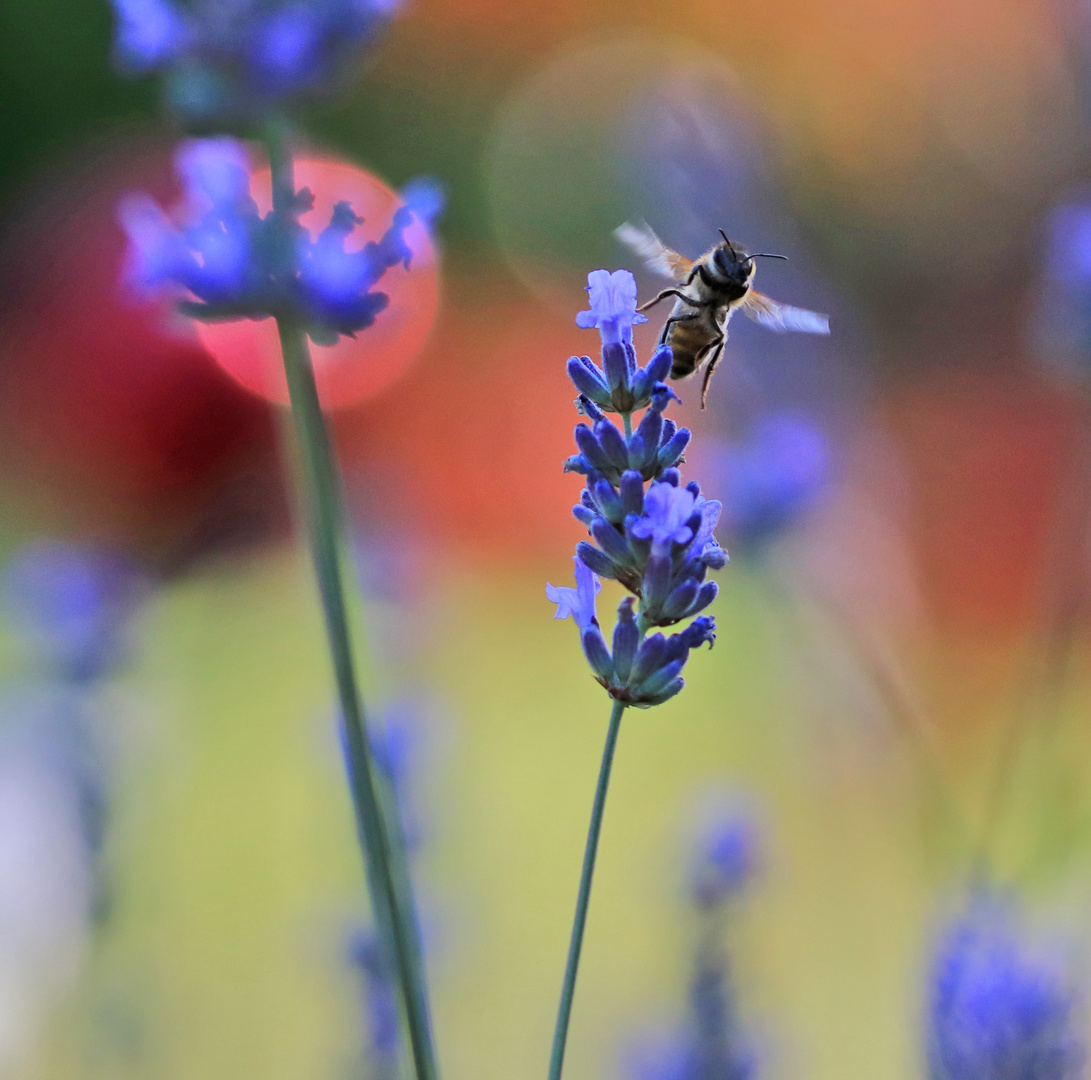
<box><xmin>718</xmin><ymin>229</ymin><xmax>740</xmax><ymax>261</ymax></box>
<box><xmin>746</xmin><ymin>253</ymin><xmax>789</xmax><ymax>263</ymax></box>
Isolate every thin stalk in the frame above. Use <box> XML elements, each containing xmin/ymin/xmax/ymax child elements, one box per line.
<box><xmin>548</xmin><ymin>698</ymin><xmax>626</xmax><ymax>1080</ymax></box>
<box><xmin>266</xmin><ymin>125</ymin><xmax>438</xmax><ymax>1080</ymax></box>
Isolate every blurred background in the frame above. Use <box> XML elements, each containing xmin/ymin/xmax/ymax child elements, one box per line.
<box><xmin>3</xmin><ymin>0</ymin><xmax>1091</xmax><ymax>1078</ymax></box>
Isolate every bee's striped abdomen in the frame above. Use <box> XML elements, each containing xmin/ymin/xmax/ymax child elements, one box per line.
<box><xmin>665</xmin><ymin>318</ymin><xmax>716</xmax><ymax>379</ymax></box>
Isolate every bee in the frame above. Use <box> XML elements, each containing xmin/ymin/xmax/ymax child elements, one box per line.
<box><xmin>615</xmin><ymin>222</ymin><xmax>830</xmax><ymax>407</ymax></box>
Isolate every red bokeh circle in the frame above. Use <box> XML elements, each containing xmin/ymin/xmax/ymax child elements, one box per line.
<box><xmin>196</xmin><ymin>157</ymin><xmax>440</xmax><ymax>411</ymax></box>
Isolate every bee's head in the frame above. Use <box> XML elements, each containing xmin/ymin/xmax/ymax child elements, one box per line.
<box><xmin>712</xmin><ymin>230</ymin><xmax>787</xmax><ymax>285</ymax></box>
<box><xmin>711</xmin><ymin>242</ymin><xmax>754</xmax><ymax>286</ymax></box>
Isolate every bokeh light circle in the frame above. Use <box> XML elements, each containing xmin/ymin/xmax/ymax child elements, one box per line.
<box><xmin>484</xmin><ymin>36</ymin><xmax>760</xmax><ymax>315</ymax></box>
<box><xmin>196</xmin><ymin>157</ymin><xmax>440</xmax><ymax>411</ymax></box>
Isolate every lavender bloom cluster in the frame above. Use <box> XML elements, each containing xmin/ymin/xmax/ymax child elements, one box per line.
<box><xmin>0</xmin><ymin>542</ymin><xmax>147</xmax><ymax>915</ymax></box>
<box><xmin>927</xmin><ymin>907</ymin><xmax>1086</xmax><ymax>1080</ymax></box>
<box><xmin>120</xmin><ymin>138</ymin><xmax>442</xmax><ymax>345</ymax></box>
<box><xmin>548</xmin><ymin>270</ymin><xmax>724</xmax><ymax>708</ymax></box>
<box><xmin>110</xmin><ymin>0</ymin><xmax>400</xmax><ymax>124</ymax></box>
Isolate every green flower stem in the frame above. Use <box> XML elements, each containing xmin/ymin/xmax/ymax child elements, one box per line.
<box><xmin>267</xmin><ymin>125</ymin><xmax>438</xmax><ymax>1080</ymax></box>
<box><xmin>548</xmin><ymin>697</ymin><xmax>627</xmax><ymax>1080</ymax></box>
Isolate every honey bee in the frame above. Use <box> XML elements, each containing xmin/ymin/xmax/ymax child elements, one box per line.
<box><xmin>615</xmin><ymin>222</ymin><xmax>830</xmax><ymax>407</ymax></box>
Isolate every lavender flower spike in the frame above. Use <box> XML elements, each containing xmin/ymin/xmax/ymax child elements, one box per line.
<box><xmin>928</xmin><ymin>905</ymin><xmax>1085</xmax><ymax>1080</ymax></box>
<box><xmin>109</xmin><ymin>0</ymin><xmax>403</xmax><ymax>124</ymax></box>
<box><xmin>547</xmin><ymin>264</ymin><xmax>729</xmax><ymax>1080</ymax></box>
<box><xmin>120</xmin><ymin>138</ymin><xmax>442</xmax><ymax>346</ymax></box>
<box><xmin>576</xmin><ymin>269</ymin><xmax>648</xmax><ymax>346</ymax></box>
<box><xmin>547</xmin><ymin>557</ymin><xmax>601</xmax><ymax>630</ymax></box>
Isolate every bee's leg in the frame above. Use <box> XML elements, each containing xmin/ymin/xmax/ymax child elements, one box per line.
<box><xmin>698</xmin><ymin>337</ymin><xmax>726</xmax><ymax>409</ymax></box>
<box><xmin>658</xmin><ymin>310</ymin><xmax>701</xmax><ymax>345</ymax></box>
<box><xmin>637</xmin><ymin>288</ymin><xmax>708</xmax><ymax>313</ymax></box>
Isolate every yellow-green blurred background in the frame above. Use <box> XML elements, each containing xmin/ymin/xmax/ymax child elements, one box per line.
<box><xmin>4</xmin><ymin>0</ymin><xmax>1091</xmax><ymax>1078</ymax></box>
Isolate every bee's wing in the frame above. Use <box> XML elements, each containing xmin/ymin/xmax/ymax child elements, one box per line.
<box><xmin>614</xmin><ymin>221</ymin><xmax>694</xmax><ymax>282</ymax></box>
<box><xmin>740</xmin><ymin>291</ymin><xmax>830</xmax><ymax>334</ymax></box>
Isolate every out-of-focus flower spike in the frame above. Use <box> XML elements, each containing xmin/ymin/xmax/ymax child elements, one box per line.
<box><xmin>927</xmin><ymin>902</ymin><xmax>1085</xmax><ymax>1080</ymax></box>
<box><xmin>110</xmin><ymin>0</ymin><xmax>191</xmax><ymax>73</ymax></box>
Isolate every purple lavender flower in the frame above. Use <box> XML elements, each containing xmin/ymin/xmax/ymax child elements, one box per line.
<box><xmin>2</xmin><ymin>542</ymin><xmax>144</xmax><ymax>682</ymax></box>
<box><xmin>549</xmin><ymin>269</ymin><xmax>724</xmax><ymax>707</ymax></box>
<box><xmin>120</xmin><ymin>138</ymin><xmax>442</xmax><ymax>345</ymax></box>
<box><xmin>631</xmin><ymin>482</ymin><xmax>700</xmax><ymax>553</ymax></box>
<box><xmin>927</xmin><ymin>906</ymin><xmax>1085</xmax><ymax>1080</ymax></box>
<box><xmin>109</xmin><ymin>0</ymin><xmax>402</xmax><ymax>124</ymax></box>
<box><xmin>576</xmin><ymin>269</ymin><xmax>649</xmax><ymax>346</ymax></box>
<box><xmin>546</xmin><ymin>557</ymin><xmax>602</xmax><ymax>631</ymax></box>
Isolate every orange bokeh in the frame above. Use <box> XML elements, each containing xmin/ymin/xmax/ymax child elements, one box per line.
<box><xmin>196</xmin><ymin>158</ymin><xmax>440</xmax><ymax>411</ymax></box>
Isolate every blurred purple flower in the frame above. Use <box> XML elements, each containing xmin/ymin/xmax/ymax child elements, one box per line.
<box><xmin>624</xmin><ymin>808</ymin><xmax>761</xmax><ymax>1080</ymax></box>
<box><xmin>928</xmin><ymin>905</ymin><xmax>1085</xmax><ymax>1080</ymax></box>
<box><xmin>707</xmin><ymin>413</ymin><xmax>829</xmax><ymax>552</ymax></box>
<box><xmin>1034</xmin><ymin>192</ymin><xmax>1091</xmax><ymax>381</ymax></box>
<box><xmin>347</xmin><ymin>929</ymin><xmax>401</xmax><ymax>1078</ymax></box>
<box><xmin>120</xmin><ymin>138</ymin><xmax>442</xmax><ymax>345</ymax></box>
<box><xmin>690</xmin><ymin>812</ymin><xmax>760</xmax><ymax>910</ymax></box>
<box><xmin>2</xmin><ymin>542</ymin><xmax>143</xmax><ymax>682</ymax></box>
<box><xmin>111</xmin><ymin>0</ymin><xmax>193</xmax><ymax>72</ymax></box>
<box><xmin>109</xmin><ymin>0</ymin><xmax>403</xmax><ymax>122</ymax></box>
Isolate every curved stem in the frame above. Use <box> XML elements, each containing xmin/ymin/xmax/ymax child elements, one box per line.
<box><xmin>266</xmin><ymin>124</ymin><xmax>438</xmax><ymax>1080</ymax></box>
<box><xmin>548</xmin><ymin>698</ymin><xmax>626</xmax><ymax>1080</ymax></box>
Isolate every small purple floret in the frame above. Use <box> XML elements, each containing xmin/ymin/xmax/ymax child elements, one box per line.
<box><xmin>576</xmin><ymin>269</ymin><xmax>648</xmax><ymax>345</ymax></box>
<box><xmin>546</xmin><ymin>556</ymin><xmax>601</xmax><ymax>631</ymax></box>
<box><xmin>631</xmin><ymin>482</ymin><xmax>698</xmax><ymax>552</ymax></box>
